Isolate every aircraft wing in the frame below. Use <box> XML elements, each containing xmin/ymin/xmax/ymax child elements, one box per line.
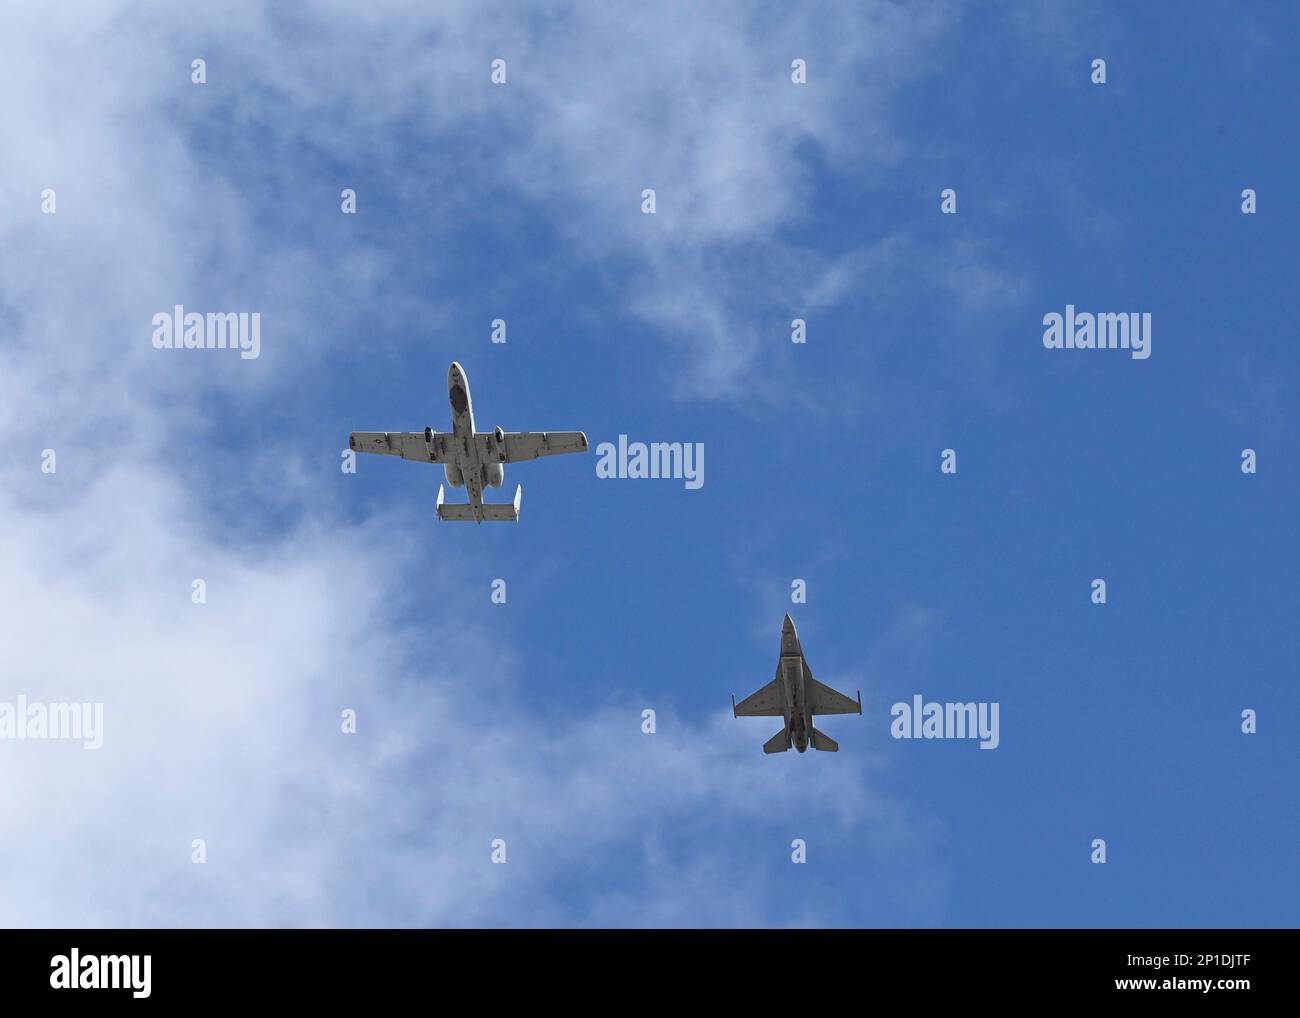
<box><xmin>477</xmin><ymin>431</ymin><xmax>589</xmax><ymax>464</ymax></box>
<box><xmin>807</xmin><ymin>675</ymin><xmax>862</xmax><ymax>716</ymax></box>
<box><xmin>732</xmin><ymin>674</ymin><xmax>786</xmax><ymax>717</ymax></box>
<box><xmin>349</xmin><ymin>431</ymin><xmax>451</xmax><ymax>463</ymax></box>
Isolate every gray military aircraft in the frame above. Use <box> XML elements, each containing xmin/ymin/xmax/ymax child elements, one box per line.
<box><xmin>732</xmin><ymin>614</ymin><xmax>862</xmax><ymax>753</ymax></box>
<box><xmin>349</xmin><ymin>362</ymin><xmax>588</xmax><ymax>522</ymax></box>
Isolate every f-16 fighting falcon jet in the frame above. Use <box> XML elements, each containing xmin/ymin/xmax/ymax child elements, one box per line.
<box><xmin>732</xmin><ymin>614</ymin><xmax>862</xmax><ymax>753</ymax></box>
<box><xmin>349</xmin><ymin>362</ymin><xmax>588</xmax><ymax>522</ymax></box>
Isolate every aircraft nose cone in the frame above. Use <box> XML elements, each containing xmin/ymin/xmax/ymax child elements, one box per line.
<box><xmin>783</xmin><ymin>613</ymin><xmax>795</xmax><ymax>632</ymax></box>
<box><xmin>448</xmin><ymin>361</ymin><xmax>463</xmax><ymax>383</ymax></box>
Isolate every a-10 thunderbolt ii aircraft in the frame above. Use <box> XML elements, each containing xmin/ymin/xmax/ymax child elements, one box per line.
<box><xmin>732</xmin><ymin>614</ymin><xmax>862</xmax><ymax>753</ymax></box>
<box><xmin>349</xmin><ymin>362</ymin><xmax>588</xmax><ymax>522</ymax></box>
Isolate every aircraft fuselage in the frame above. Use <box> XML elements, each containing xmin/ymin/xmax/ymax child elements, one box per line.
<box><xmin>439</xmin><ymin>361</ymin><xmax>500</xmax><ymax>518</ymax></box>
<box><xmin>779</xmin><ymin>617</ymin><xmax>812</xmax><ymax>752</ymax></box>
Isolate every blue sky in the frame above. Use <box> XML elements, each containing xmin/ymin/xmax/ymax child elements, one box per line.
<box><xmin>0</xmin><ymin>1</ymin><xmax>1295</xmax><ymax>927</ymax></box>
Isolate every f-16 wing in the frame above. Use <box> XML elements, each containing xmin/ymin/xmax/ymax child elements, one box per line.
<box><xmin>807</xmin><ymin>675</ymin><xmax>862</xmax><ymax>716</ymax></box>
<box><xmin>732</xmin><ymin>673</ymin><xmax>786</xmax><ymax>717</ymax></box>
<box><xmin>349</xmin><ymin>431</ymin><xmax>452</xmax><ymax>463</ymax></box>
<box><xmin>476</xmin><ymin>431</ymin><xmax>588</xmax><ymax>464</ymax></box>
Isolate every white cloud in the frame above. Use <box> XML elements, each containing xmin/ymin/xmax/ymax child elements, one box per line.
<box><xmin>0</xmin><ymin>1</ymin><xmax>950</xmax><ymax>926</ymax></box>
<box><xmin>2</xmin><ymin>1</ymin><xmax>993</xmax><ymax>413</ymax></box>
<box><xmin>0</xmin><ymin>458</ymin><xmax>940</xmax><ymax>926</ymax></box>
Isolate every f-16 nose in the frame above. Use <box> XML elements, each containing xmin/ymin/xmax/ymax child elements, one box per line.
<box><xmin>783</xmin><ymin>613</ymin><xmax>796</xmax><ymax>633</ymax></box>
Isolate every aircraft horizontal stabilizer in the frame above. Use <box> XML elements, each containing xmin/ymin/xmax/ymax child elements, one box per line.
<box><xmin>763</xmin><ymin>728</ymin><xmax>791</xmax><ymax>754</ymax></box>
<box><xmin>436</xmin><ymin>502</ymin><xmax>477</xmax><ymax>521</ymax></box>
<box><xmin>435</xmin><ymin>484</ymin><xmax>522</xmax><ymax>522</ymax></box>
<box><xmin>810</xmin><ymin>728</ymin><xmax>839</xmax><ymax>752</ymax></box>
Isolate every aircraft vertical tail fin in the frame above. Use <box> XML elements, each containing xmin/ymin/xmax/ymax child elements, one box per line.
<box><xmin>763</xmin><ymin>728</ymin><xmax>792</xmax><ymax>754</ymax></box>
<box><xmin>810</xmin><ymin>728</ymin><xmax>839</xmax><ymax>752</ymax></box>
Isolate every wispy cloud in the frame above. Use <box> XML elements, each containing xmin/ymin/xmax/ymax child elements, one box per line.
<box><xmin>0</xmin><ymin>2</ymin><xmax>955</xmax><ymax>926</ymax></box>
<box><xmin>0</xmin><ymin>456</ymin><xmax>942</xmax><ymax>926</ymax></box>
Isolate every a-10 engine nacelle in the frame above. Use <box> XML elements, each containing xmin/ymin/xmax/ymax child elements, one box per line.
<box><xmin>440</xmin><ymin>443</ymin><xmax>504</xmax><ymax>488</ymax></box>
<box><xmin>482</xmin><ymin>426</ymin><xmax>506</xmax><ymax>487</ymax></box>
<box><xmin>444</xmin><ymin>461</ymin><xmax>502</xmax><ymax>488</ymax></box>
